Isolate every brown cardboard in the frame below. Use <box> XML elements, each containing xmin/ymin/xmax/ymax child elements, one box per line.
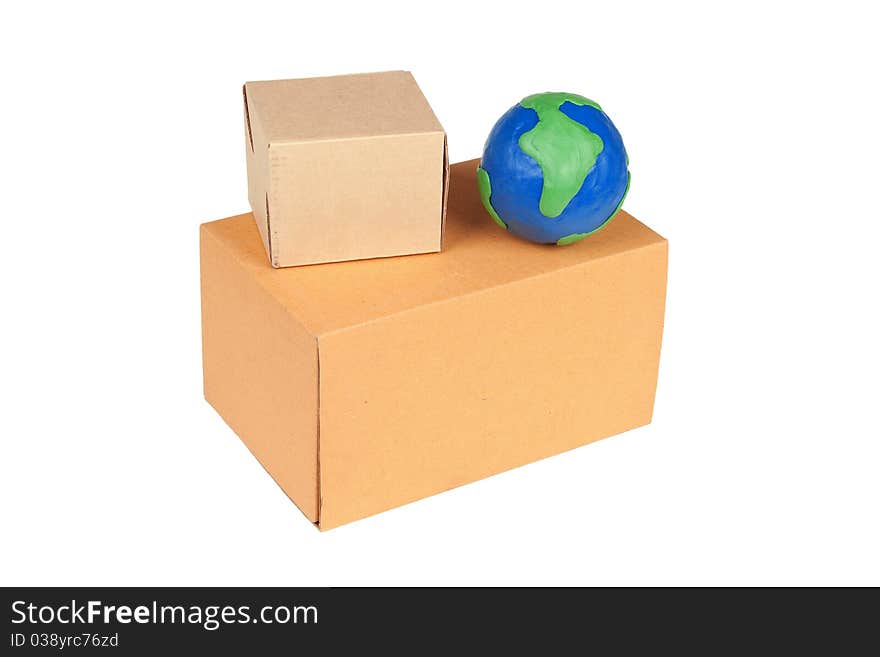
<box><xmin>243</xmin><ymin>71</ymin><xmax>448</xmax><ymax>268</ymax></box>
<box><xmin>201</xmin><ymin>159</ymin><xmax>667</xmax><ymax>529</ymax></box>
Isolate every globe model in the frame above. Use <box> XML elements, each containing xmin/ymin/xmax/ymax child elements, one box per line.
<box><xmin>477</xmin><ymin>92</ymin><xmax>630</xmax><ymax>245</ymax></box>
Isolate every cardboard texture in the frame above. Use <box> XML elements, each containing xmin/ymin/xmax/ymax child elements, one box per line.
<box><xmin>201</xmin><ymin>159</ymin><xmax>668</xmax><ymax>530</ymax></box>
<box><xmin>243</xmin><ymin>71</ymin><xmax>448</xmax><ymax>268</ymax></box>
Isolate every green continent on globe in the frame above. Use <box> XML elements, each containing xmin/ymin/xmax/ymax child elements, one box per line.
<box><xmin>555</xmin><ymin>171</ymin><xmax>631</xmax><ymax>246</ymax></box>
<box><xmin>556</xmin><ymin>232</ymin><xmax>589</xmax><ymax>246</ymax></box>
<box><xmin>518</xmin><ymin>92</ymin><xmax>605</xmax><ymax>218</ymax></box>
<box><xmin>476</xmin><ymin>166</ymin><xmax>507</xmax><ymax>229</ymax></box>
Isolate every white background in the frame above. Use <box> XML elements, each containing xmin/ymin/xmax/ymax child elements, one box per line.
<box><xmin>2</xmin><ymin>1</ymin><xmax>878</xmax><ymax>586</ymax></box>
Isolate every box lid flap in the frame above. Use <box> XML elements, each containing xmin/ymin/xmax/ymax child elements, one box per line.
<box><xmin>243</xmin><ymin>71</ymin><xmax>444</xmax><ymax>144</ymax></box>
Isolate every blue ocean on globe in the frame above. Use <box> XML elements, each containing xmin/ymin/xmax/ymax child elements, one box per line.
<box><xmin>478</xmin><ymin>92</ymin><xmax>630</xmax><ymax>245</ymax></box>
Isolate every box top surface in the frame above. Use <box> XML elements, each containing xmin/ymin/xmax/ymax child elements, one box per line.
<box><xmin>244</xmin><ymin>70</ymin><xmax>444</xmax><ymax>144</ymax></box>
<box><xmin>203</xmin><ymin>159</ymin><xmax>666</xmax><ymax>336</ymax></box>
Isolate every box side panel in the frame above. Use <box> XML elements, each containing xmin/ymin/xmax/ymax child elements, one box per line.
<box><xmin>317</xmin><ymin>240</ymin><xmax>668</xmax><ymax>529</ymax></box>
<box><xmin>270</xmin><ymin>132</ymin><xmax>445</xmax><ymax>267</ymax></box>
<box><xmin>243</xmin><ymin>85</ymin><xmax>272</xmax><ymax>263</ymax></box>
<box><xmin>642</xmin><ymin>240</ymin><xmax>668</xmax><ymax>421</ymax></box>
<box><xmin>201</xmin><ymin>224</ymin><xmax>318</xmax><ymax>521</ymax></box>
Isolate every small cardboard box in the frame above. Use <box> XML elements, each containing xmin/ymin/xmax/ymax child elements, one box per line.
<box><xmin>243</xmin><ymin>70</ymin><xmax>448</xmax><ymax>267</ymax></box>
<box><xmin>201</xmin><ymin>159</ymin><xmax>667</xmax><ymax>529</ymax></box>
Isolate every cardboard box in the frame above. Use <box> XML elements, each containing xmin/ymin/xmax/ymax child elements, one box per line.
<box><xmin>201</xmin><ymin>159</ymin><xmax>667</xmax><ymax>529</ymax></box>
<box><xmin>243</xmin><ymin>71</ymin><xmax>448</xmax><ymax>267</ymax></box>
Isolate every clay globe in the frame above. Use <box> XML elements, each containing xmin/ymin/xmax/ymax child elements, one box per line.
<box><xmin>477</xmin><ymin>92</ymin><xmax>630</xmax><ymax>245</ymax></box>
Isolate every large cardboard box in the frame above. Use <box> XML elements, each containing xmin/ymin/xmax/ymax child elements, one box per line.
<box><xmin>201</xmin><ymin>159</ymin><xmax>667</xmax><ymax>529</ymax></box>
<box><xmin>243</xmin><ymin>70</ymin><xmax>448</xmax><ymax>268</ymax></box>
